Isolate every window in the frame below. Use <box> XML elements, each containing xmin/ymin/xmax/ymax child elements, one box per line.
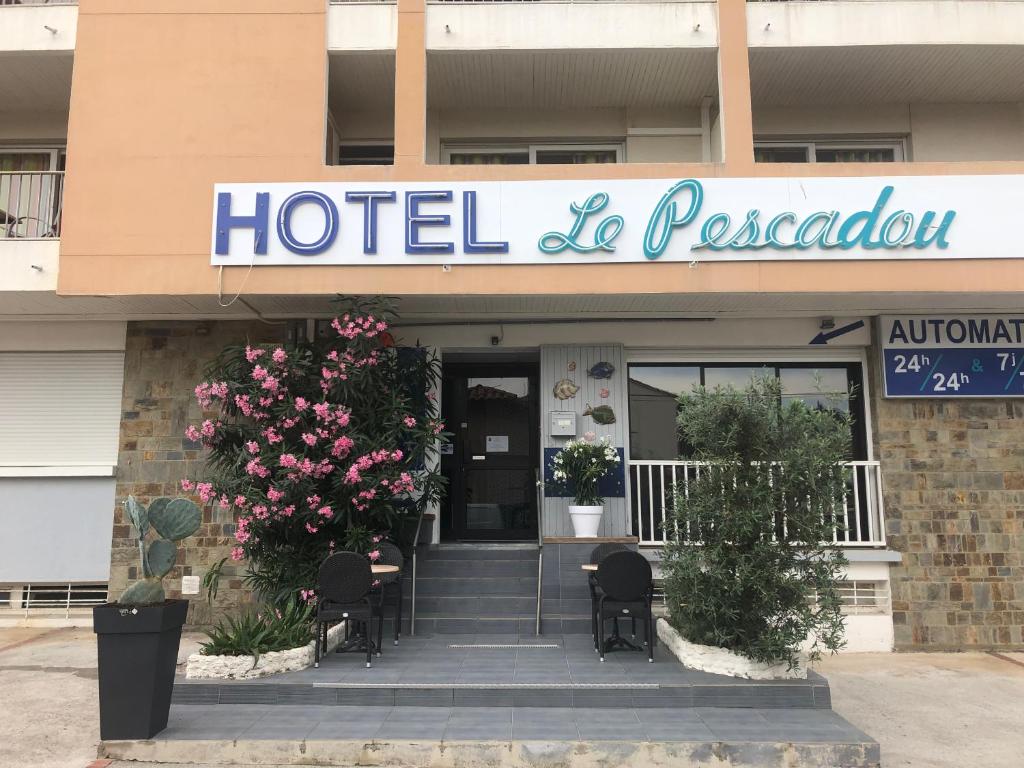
<box><xmin>755</xmin><ymin>140</ymin><xmax>904</xmax><ymax>163</ymax></box>
<box><xmin>338</xmin><ymin>144</ymin><xmax>394</xmax><ymax>166</ymax></box>
<box><xmin>443</xmin><ymin>142</ymin><xmax>622</xmax><ymax>165</ymax></box>
<box><xmin>627</xmin><ymin>362</ymin><xmax>867</xmax><ymax>461</ymax></box>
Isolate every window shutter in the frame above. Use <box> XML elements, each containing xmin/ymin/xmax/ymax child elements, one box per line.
<box><xmin>0</xmin><ymin>352</ymin><xmax>124</xmax><ymax>467</ymax></box>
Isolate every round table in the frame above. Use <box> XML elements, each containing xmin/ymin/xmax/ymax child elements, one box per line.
<box><xmin>372</xmin><ymin>564</ymin><xmax>400</xmax><ymax>575</ymax></box>
<box><xmin>581</xmin><ymin>563</ymin><xmax>598</xmax><ymax>572</ymax></box>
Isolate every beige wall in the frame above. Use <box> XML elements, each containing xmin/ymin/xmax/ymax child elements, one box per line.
<box><xmin>754</xmin><ymin>102</ymin><xmax>1024</xmax><ymax>162</ymax></box>
<box><xmin>55</xmin><ymin>0</ymin><xmax>1024</xmax><ymax>300</ymax></box>
<box><xmin>910</xmin><ymin>103</ymin><xmax>1024</xmax><ymax>162</ymax></box>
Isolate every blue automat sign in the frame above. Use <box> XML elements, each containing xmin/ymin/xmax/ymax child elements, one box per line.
<box><xmin>881</xmin><ymin>316</ymin><xmax>1024</xmax><ymax>398</ymax></box>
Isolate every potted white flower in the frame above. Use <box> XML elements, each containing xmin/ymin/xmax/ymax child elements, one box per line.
<box><xmin>551</xmin><ymin>436</ymin><xmax>621</xmax><ymax>537</ymax></box>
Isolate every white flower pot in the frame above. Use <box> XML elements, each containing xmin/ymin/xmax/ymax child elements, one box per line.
<box><xmin>568</xmin><ymin>505</ymin><xmax>603</xmax><ymax>537</ymax></box>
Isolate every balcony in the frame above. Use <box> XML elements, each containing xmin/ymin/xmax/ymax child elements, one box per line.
<box><xmin>747</xmin><ymin>1</ymin><xmax>1024</xmax><ymax>162</ymax></box>
<box><xmin>629</xmin><ymin>460</ymin><xmax>886</xmax><ymax>548</ymax></box>
<box><xmin>0</xmin><ymin>171</ymin><xmax>62</xmax><ymax>294</ymax></box>
<box><xmin>1</xmin><ymin>170</ymin><xmax>63</xmax><ymax>240</ymax></box>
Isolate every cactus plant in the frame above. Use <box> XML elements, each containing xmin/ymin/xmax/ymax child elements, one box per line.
<box><xmin>119</xmin><ymin>495</ymin><xmax>202</xmax><ymax>605</ymax></box>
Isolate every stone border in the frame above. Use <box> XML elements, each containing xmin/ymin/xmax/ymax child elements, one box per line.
<box><xmin>185</xmin><ymin>623</ymin><xmax>346</xmax><ymax>680</ymax></box>
<box><xmin>656</xmin><ymin>618</ymin><xmax>806</xmax><ymax>680</ymax></box>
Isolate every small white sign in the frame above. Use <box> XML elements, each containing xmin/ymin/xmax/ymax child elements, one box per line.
<box><xmin>486</xmin><ymin>435</ymin><xmax>510</xmax><ymax>453</ymax></box>
<box><xmin>181</xmin><ymin>575</ymin><xmax>201</xmax><ymax>595</ymax></box>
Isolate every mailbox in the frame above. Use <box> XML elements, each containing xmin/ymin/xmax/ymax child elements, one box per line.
<box><xmin>549</xmin><ymin>410</ymin><xmax>577</xmax><ymax>437</ymax></box>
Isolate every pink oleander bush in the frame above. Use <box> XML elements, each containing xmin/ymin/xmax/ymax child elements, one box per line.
<box><xmin>183</xmin><ymin>297</ymin><xmax>449</xmax><ymax>604</ymax></box>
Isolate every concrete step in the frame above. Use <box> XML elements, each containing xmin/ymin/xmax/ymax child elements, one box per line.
<box><xmin>413</xmin><ymin>576</ymin><xmax>538</xmax><ymax>597</ymax></box>
<box><xmin>414</xmin><ymin>559</ymin><xmax>538</xmax><ymax>577</ymax></box>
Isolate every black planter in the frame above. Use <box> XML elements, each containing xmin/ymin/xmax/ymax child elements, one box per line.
<box><xmin>93</xmin><ymin>599</ymin><xmax>189</xmax><ymax>740</ymax></box>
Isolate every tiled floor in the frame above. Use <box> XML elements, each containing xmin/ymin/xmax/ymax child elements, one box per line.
<box><xmin>160</xmin><ymin>703</ymin><xmax>873</xmax><ymax>743</ymax></box>
<box><xmin>185</xmin><ymin>633</ymin><xmax>821</xmax><ymax>688</ymax></box>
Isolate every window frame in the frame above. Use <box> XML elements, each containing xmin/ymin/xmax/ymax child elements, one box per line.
<box><xmin>336</xmin><ymin>140</ymin><xmax>395</xmax><ymax>167</ymax></box>
<box><xmin>441</xmin><ymin>141</ymin><xmax>625</xmax><ymax>165</ymax></box>
<box><xmin>754</xmin><ymin>138</ymin><xmax>906</xmax><ymax>163</ymax></box>
<box><xmin>0</xmin><ymin>146</ymin><xmax>65</xmax><ymax>172</ymax></box>
<box><xmin>625</xmin><ymin>358</ymin><xmax>871</xmax><ymax>462</ymax></box>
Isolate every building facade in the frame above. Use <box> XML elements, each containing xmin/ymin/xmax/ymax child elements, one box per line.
<box><xmin>1</xmin><ymin>0</ymin><xmax>1022</xmax><ymax>649</ymax></box>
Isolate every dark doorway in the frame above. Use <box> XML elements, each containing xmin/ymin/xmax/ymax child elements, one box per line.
<box><xmin>440</xmin><ymin>360</ymin><xmax>540</xmax><ymax>541</ymax></box>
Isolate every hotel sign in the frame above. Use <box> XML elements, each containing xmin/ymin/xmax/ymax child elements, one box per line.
<box><xmin>211</xmin><ymin>176</ymin><xmax>1016</xmax><ymax>266</ymax></box>
<box><xmin>881</xmin><ymin>315</ymin><xmax>1024</xmax><ymax>398</ymax></box>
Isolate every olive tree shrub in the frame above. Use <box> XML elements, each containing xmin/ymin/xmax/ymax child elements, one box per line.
<box><xmin>661</xmin><ymin>376</ymin><xmax>849</xmax><ymax>670</ymax></box>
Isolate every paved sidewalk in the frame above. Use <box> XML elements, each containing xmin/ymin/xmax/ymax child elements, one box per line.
<box><xmin>2</xmin><ymin>627</ymin><xmax>1023</xmax><ymax>767</ymax></box>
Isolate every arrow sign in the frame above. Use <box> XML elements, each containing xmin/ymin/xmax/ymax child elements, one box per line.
<box><xmin>810</xmin><ymin>320</ymin><xmax>865</xmax><ymax>345</ymax></box>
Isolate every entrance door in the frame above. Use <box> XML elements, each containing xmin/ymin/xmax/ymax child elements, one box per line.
<box><xmin>441</xmin><ymin>361</ymin><xmax>539</xmax><ymax>541</ymax></box>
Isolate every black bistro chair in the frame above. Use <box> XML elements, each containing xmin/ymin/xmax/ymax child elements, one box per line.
<box><xmin>595</xmin><ymin>550</ymin><xmax>655</xmax><ymax>663</ymax></box>
<box><xmin>588</xmin><ymin>543</ymin><xmax>630</xmax><ymax>646</ymax></box>
<box><xmin>374</xmin><ymin>541</ymin><xmax>404</xmax><ymax>646</ymax></box>
<box><xmin>314</xmin><ymin>551</ymin><xmax>385</xmax><ymax>669</ymax></box>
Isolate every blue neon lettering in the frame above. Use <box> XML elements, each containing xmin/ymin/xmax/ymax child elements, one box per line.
<box><xmin>215</xmin><ymin>191</ymin><xmax>269</xmax><ymax>255</ymax></box>
<box><xmin>276</xmin><ymin>191</ymin><xmax>338</xmax><ymax>256</ymax></box>
<box><xmin>463</xmin><ymin>191</ymin><xmax>509</xmax><ymax>254</ymax></box>
<box><xmin>405</xmin><ymin>191</ymin><xmax>454</xmax><ymax>254</ymax></box>
<box><xmin>345</xmin><ymin>191</ymin><xmax>395</xmax><ymax>254</ymax></box>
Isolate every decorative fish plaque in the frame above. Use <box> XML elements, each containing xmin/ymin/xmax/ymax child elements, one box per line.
<box><xmin>552</xmin><ymin>378</ymin><xmax>580</xmax><ymax>400</ymax></box>
<box><xmin>583</xmin><ymin>404</ymin><xmax>616</xmax><ymax>424</ymax></box>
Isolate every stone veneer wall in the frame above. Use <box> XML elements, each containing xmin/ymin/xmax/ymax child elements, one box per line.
<box><xmin>110</xmin><ymin>321</ymin><xmax>285</xmax><ymax>625</ymax></box>
<box><xmin>869</xmin><ymin>349</ymin><xmax>1024</xmax><ymax>649</ymax></box>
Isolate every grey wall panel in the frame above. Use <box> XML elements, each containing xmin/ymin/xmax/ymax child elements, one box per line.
<box><xmin>540</xmin><ymin>344</ymin><xmax>630</xmax><ymax>538</ymax></box>
<box><xmin>0</xmin><ymin>477</ymin><xmax>116</xmax><ymax>582</ymax></box>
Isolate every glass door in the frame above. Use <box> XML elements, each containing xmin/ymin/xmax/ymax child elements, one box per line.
<box><xmin>441</xmin><ymin>362</ymin><xmax>539</xmax><ymax>541</ymax></box>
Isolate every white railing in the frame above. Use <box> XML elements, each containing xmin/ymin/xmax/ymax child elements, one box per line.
<box><xmin>1</xmin><ymin>584</ymin><xmax>108</xmax><ymax>619</ymax></box>
<box><xmin>630</xmin><ymin>459</ymin><xmax>886</xmax><ymax>548</ymax></box>
<box><xmin>0</xmin><ymin>171</ymin><xmax>64</xmax><ymax>239</ymax></box>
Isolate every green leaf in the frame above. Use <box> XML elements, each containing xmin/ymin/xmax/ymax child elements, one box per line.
<box><xmin>123</xmin><ymin>496</ymin><xmax>149</xmax><ymax>539</ymax></box>
<box><xmin>150</xmin><ymin>497</ymin><xmax>202</xmax><ymax>541</ymax></box>
<box><xmin>118</xmin><ymin>578</ymin><xmax>165</xmax><ymax>606</ymax></box>
<box><xmin>147</xmin><ymin>538</ymin><xmax>177</xmax><ymax>577</ymax></box>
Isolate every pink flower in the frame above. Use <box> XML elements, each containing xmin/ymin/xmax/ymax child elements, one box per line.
<box><xmin>403</xmin><ymin>416</ymin><xmax>416</xmax><ymax>428</ymax></box>
<box><xmin>331</xmin><ymin>436</ymin><xmax>354</xmax><ymax>458</ymax></box>
<box><xmin>271</xmin><ymin>347</ymin><xmax>287</xmax><ymax>364</ymax></box>
<box><xmin>184</xmin><ymin>425</ymin><xmax>201</xmax><ymax>442</ymax></box>
<box><xmin>317</xmin><ymin>505</ymin><xmax>333</xmax><ymax>519</ymax></box>
<box><xmin>368</xmin><ymin>550</ymin><xmax>381</xmax><ymax>562</ymax></box>
<box><xmin>251</xmin><ymin>365</ymin><xmax>268</xmax><ymax>381</ymax></box>
<box><xmin>294</xmin><ymin>397</ymin><xmax>308</xmax><ymax>411</ymax></box>
<box><xmin>313</xmin><ymin>402</ymin><xmax>331</xmax><ymax>420</ymax></box>
<box><xmin>583</xmin><ymin>431</ymin><xmax>597</xmax><ymax>443</ymax></box>
<box><xmin>196</xmin><ymin>482</ymin><xmax>215</xmax><ymax>503</ymax></box>
<box><xmin>234</xmin><ymin>495</ymin><xmax>247</xmax><ymax>507</ymax></box>
<box><xmin>279</xmin><ymin>454</ymin><xmax>298</xmax><ymax>469</ymax></box>
<box><xmin>245</xmin><ymin>345</ymin><xmax>265</xmax><ymax>363</ymax></box>
<box><xmin>218</xmin><ymin>495</ymin><xmax>230</xmax><ymax>510</ymax></box>
<box><xmin>230</xmin><ymin>547</ymin><xmax>245</xmax><ymax>561</ymax></box>
<box><xmin>245</xmin><ymin>440</ymin><xmax>260</xmax><ymax>454</ymax></box>
<box><xmin>305</xmin><ymin>523</ymin><xmax>319</xmax><ymax>534</ymax></box>
<box><xmin>372</xmin><ymin>535</ymin><xmax>382</xmax><ymax>543</ymax></box>
<box><xmin>267</xmin><ymin>487</ymin><xmax>284</xmax><ymax>502</ymax></box>
<box><xmin>180</xmin><ymin>479</ymin><xmax>195</xmax><ymax>491</ymax></box>
<box><xmin>301</xmin><ymin>433</ymin><xmax>317</xmax><ymax>446</ymax></box>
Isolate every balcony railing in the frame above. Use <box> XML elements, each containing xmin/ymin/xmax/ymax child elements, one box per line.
<box><xmin>629</xmin><ymin>459</ymin><xmax>886</xmax><ymax>548</ymax></box>
<box><xmin>0</xmin><ymin>171</ymin><xmax>64</xmax><ymax>239</ymax></box>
